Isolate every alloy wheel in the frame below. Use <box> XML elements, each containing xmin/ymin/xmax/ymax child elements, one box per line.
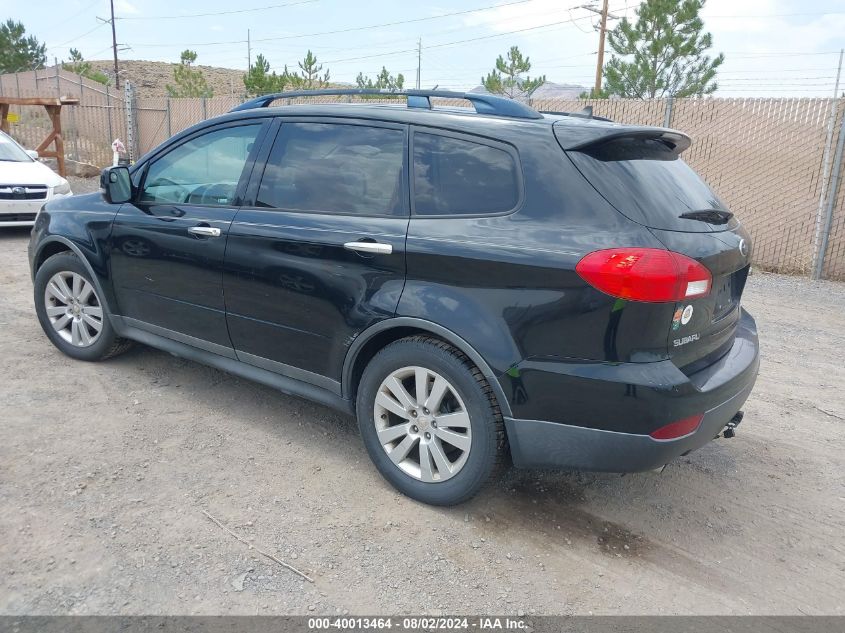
<box><xmin>44</xmin><ymin>271</ymin><xmax>104</xmax><ymax>347</ymax></box>
<box><xmin>373</xmin><ymin>366</ymin><xmax>472</xmax><ymax>483</ymax></box>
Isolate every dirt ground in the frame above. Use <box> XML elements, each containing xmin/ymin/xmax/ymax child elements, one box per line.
<box><xmin>1</xmin><ymin>221</ymin><xmax>843</xmax><ymax>616</ymax></box>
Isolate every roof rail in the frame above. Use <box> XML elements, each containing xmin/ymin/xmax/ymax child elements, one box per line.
<box><xmin>229</xmin><ymin>89</ymin><xmax>543</xmax><ymax>120</ymax></box>
<box><xmin>538</xmin><ymin>106</ymin><xmax>613</xmax><ymax>122</ymax></box>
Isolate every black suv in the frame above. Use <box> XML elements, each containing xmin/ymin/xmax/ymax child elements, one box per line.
<box><xmin>28</xmin><ymin>90</ymin><xmax>759</xmax><ymax>505</ymax></box>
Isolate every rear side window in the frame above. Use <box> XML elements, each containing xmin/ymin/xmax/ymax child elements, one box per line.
<box><xmin>256</xmin><ymin>122</ymin><xmax>405</xmax><ymax>216</ymax></box>
<box><xmin>413</xmin><ymin>132</ymin><xmax>520</xmax><ymax>216</ymax></box>
<box><xmin>568</xmin><ymin>137</ymin><xmax>734</xmax><ymax>233</ymax></box>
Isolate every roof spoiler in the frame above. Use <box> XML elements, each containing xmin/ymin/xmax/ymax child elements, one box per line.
<box><xmin>555</xmin><ymin>123</ymin><xmax>692</xmax><ymax>154</ymax></box>
<box><xmin>230</xmin><ymin>89</ymin><xmax>543</xmax><ymax>120</ymax></box>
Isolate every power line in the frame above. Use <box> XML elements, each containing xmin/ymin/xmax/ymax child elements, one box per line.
<box><xmin>706</xmin><ymin>11</ymin><xmax>845</xmax><ymax>18</ymax></box>
<box><xmin>725</xmin><ymin>51</ymin><xmax>842</xmax><ymax>58</ymax></box>
<box><xmin>263</xmin><ymin>8</ymin><xmax>599</xmax><ymax>69</ymax></box>
<box><xmin>50</xmin><ymin>21</ymin><xmax>107</xmax><ymax>49</ymax></box>
<box><xmin>129</xmin><ymin>0</ymin><xmax>544</xmax><ymax>47</ymax></box>
<box><xmin>423</xmin><ymin>14</ymin><xmax>598</xmax><ymax>52</ymax></box>
<box><xmin>41</xmin><ymin>0</ymin><xmax>101</xmax><ymax>36</ymax></box>
<box><xmin>116</xmin><ymin>0</ymin><xmax>318</xmax><ymax>20</ymax></box>
<box><xmin>718</xmin><ymin>67</ymin><xmax>844</xmax><ymax>74</ymax></box>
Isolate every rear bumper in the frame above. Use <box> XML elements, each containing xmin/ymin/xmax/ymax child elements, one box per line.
<box><xmin>504</xmin><ymin>308</ymin><xmax>760</xmax><ymax>472</ymax></box>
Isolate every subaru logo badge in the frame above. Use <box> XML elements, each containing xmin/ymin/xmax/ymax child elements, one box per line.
<box><xmin>11</xmin><ymin>186</ymin><xmax>25</xmax><ymax>199</ymax></box>
<box><xmin>738</xmin><ymin>238</ymin><xmax>748</xmax><ymax>258</ymax></box>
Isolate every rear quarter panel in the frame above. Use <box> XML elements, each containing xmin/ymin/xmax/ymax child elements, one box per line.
<box><xmin>399</xmin><ymin>121</ymin><xmax>672</xmax><ymax>379</ymax></box>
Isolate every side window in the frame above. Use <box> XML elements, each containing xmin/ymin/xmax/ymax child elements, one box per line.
<box><xmin>413</xmin><ymin>132</ymin><xmax>520</xmax><ymax>216</ymax></box>
<box><xmin>141</xmin><ymin>124</ymin><xmax>261</xmax><ymax>206</ymax></box>
<box><xmin>256</xmin><ymin>123</ymin><xmax>405</xmax><ymax>216</ymax></box>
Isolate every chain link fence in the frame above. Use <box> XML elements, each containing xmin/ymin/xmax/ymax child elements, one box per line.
<box><xmin>1</xmin><ymin>67</ymin><xmax>843</xmax><ymax>280</ymax></box>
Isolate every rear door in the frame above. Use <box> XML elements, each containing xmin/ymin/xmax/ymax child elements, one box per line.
<box><xmin>565</xmin><ymin>133</ymin><xmax>752</xmax><ymax>370</ymax></box>
<box><xmin>223</xmin><ymin>118</ymin><xmax>409</xmax><ymax>387</ymax></box>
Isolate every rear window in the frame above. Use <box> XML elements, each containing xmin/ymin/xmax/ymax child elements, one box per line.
<box><xmin>568</xmin><ymin>137</ymin><xmax>735</xmax><ymax>233</ymax></box>
<box><xmin>413</xmin><ymin>132</ymin><xmax>519</xmax><ymax>216</ymax></box>
<box><xmin>257</xmin><ymin>122</ymin><xmax>405</xmax><ymax>216</ymax></box>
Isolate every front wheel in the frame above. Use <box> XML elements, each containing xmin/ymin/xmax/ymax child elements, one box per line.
<box><xmin>357</xmin><ymin>336</ymin><xmax>504</xmax><ymax>506</ymax></box>
<box><xmin>34</xmin><ymin>252</ymin><xmax>132</xmax><ymax>362</ymax></box>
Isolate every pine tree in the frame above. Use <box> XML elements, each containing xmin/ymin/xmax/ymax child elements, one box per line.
<box><xmin>166</xmin><ymin>50</ymin><xmax>214</xmax><ymax>98</ymax></box>
<box><xmin>62</xmin><ymin>48</ymin><xmax>109</xmax><ymax>85</ymax></box>
<box><xmin>243</xmin><ymin>54</ymin><xmax>294</xmax><ymax>96</ymax></box>
<box><xmin>293</xmin><ymin>50</ymin><xmax>330</xmax><ymax>89</ymax></box>
<box><xmin>356</xmin><ymin>66</ymin><xmax>405</xmax><ymax>91</ymax></box>
<box><xmin>481</xmin><ymin>46</ymin><xmax>545</xmax><ymax>100</ymax></box>
<box><xmin>603</xmin><ymin>0</ymin><xmax>724</xmax><ymax>98</ymax></box>
<box><xmin>0</xmin><ymin>19</ymin><xmax>46</xmax><ymax>74</ymax></box>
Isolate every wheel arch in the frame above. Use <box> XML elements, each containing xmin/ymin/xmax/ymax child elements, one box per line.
<box><xmin>33</xmin><ymin>237</ymin><xmax>114</xmax><ymax>317</ymax></box>
<box><xmin>342</xmin><ymin>317</ymin><xmax>513</xmax><ymax>418</ymax></box>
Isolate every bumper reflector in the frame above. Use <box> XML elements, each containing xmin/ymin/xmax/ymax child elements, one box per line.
<box><xmin>649</xmin><ymin>413</ymin><xmax>704</xmax><ymax>440</ymax></box>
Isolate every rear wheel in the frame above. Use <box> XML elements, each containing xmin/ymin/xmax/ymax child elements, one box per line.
<box><xmin>34</xmin><ymin>252</ymin><xmax>132</xmax><ymax>361</ymax></box>
<box><xmin>357</xmin><ymin>336</ymin><xmax>504</xmax><ymax>505</ymax></box>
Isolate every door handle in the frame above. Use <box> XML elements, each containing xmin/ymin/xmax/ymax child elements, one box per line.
<box><xmin>188</xmin><ymin>226</ymin><xmax>221</xmax><ymax>238</ymax></box>
<box><xmin>343</xmin><ymin>240</ymin><xmax>393</xmax><ymax>255</ymax></box>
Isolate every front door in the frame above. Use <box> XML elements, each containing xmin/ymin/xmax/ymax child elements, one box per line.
<box><xmin>110</xmin><ymin>121</ymin><xmax>267</xmax><ymax>353</ymax></box>
<box><xmin>224</xmin><ymin>119</ymin><xmax>409</xmax><ymax>389</ymax></box>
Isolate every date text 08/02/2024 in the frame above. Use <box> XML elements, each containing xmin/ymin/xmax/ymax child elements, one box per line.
<box><xmin>307</xmin><ymin>617</ymin><xmax>528</xmax><ymax>630</ymax></box>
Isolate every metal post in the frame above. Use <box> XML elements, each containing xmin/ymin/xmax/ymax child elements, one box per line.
<box><xmin>54</xmin><ymin>57</ymin><xmax>61</xmax><ymax>97</ymax></box>
<box><xmin>15</xmin><ymin>72</ymin><xmax>20</xmax><ymax>97</ymax></box>
<box><xmin>106</xmin><ymin>84</ymin><xmax>114</xmax><ymax>148</ymax></box>
<box><xmin>124</xmin><ymin>80</ymin><xmax>136</xmax><ymax>162</ymax></box>
<box><xmin>813</xmin><ymin>109</ymin><xmax>845</xmax><ymax>280</ymax></box>
<box><xmin>663</xmin><ymin>96</ymin><xmax>674</xmax><ymax>128</ymax></box>
<box><xmin>812</xmin><ymin>48</ymin><xmax>844</xmax><ymax>278</ymax></box>
<box><xmin>202</xmin><ymin>96</ymin><xmax>207</xmax><ymax>120</ymax></box>
<box><xmin>69</xmin><ymin>105</ymin><xmax>79</xmax><ymax>161</ymax></box>
<box><xmin>165</xmin><ymin>97</ymin><xmax>172</xmax><ymax>137</ymax></box>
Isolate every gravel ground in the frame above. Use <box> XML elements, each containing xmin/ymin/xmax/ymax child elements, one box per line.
<box><xmin>67</xmin><ymin>176</ymin><xmax>100</xmax><ymax>196</ymax></box>
<box><xmin>0</xmin><ymin>218</ymin><xmax>843</xmax><ymax>616</ymax></box>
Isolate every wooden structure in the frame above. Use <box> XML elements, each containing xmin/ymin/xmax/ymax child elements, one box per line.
<box><xmin>0</xmin><ymin>96</ymin><xmax>80</xmax><ymax>177</ymax></box>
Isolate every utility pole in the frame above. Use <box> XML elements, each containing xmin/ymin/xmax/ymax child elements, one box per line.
<box><xmin>581</xmin><ymin>1</ymin><xmax>618</xmax><ymax>95</ymax></box>
<box><xmin>416</xmin><ymin>38</ymin><xmax>421</xmax><ymax>89</ymax></box>
<box><xmin>110</xmin><ymin>0</ymin><xmax>119</xmax><ymax>85</ymax></box>
<box><xmin>594</xmin><ymin>0</ymin><xmax>609</xmax><ymax>93</ymax></box>
<box><xmin>247</xmin><ymin>29</ymin><xmax>252</xmax><ymax>70</ymax></box>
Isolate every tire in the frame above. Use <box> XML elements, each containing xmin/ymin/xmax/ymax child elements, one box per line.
<box><xmin>34</xmin><ymin>252</ymin><xmax>132</xmax><ymax>362</ymax></box>
<box><xmin>357</xmin><ymin>335</ymin><xmax>505</xmax><ymax>506</ymax></box>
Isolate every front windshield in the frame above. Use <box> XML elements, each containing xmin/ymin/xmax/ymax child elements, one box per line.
<box><xmin>0</xmin><ymin>132</ymin><xmax>33</xmax><ymax>162</ymax></box>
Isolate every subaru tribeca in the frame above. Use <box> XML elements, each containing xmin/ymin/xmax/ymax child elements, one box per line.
<box><xmin>28</xmin><ymin>90</ymin><xmax>759</xmax><ymax>506</ymax></box>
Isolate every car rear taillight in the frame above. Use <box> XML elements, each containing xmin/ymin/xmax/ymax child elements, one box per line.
<box><xmin>575</xmin><ymin>248</ymin><xmax>712</xmax><ymax>303</ymax></box>
<box><xmin>649</xmin><ymin>414</ymin><xmax>704</xmax><ymax>440</ymax></box>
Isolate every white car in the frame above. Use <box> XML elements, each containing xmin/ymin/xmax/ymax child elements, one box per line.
<box><xmin>1</xmin><ymin>130</ymin><xmax>72</xmax><ymax>227</ymax></box>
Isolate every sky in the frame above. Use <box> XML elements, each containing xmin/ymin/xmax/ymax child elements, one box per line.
<box><xmin>3</xmin><ymin>0</ymin><xmax>845</xmax><ymax>97</ymax></box>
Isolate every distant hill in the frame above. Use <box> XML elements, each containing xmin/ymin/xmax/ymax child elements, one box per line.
<box><xmin>83</xmin><ymin>60</ymin><xmax>587</xmax><ymax>100</ymax></box>
<box><xmin>88</xmin><ymin>59</ymin><xmax>247</xmax><ymax>98</ymax></box>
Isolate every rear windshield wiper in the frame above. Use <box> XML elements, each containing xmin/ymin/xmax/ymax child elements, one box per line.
<box><xmin>678</xmin><ymin>209</ymin><xmax>734</xmax><ymax>224</ymax></box>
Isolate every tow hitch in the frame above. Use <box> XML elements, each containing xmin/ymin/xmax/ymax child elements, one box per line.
<box><xmin>722</xmin><ymin>411</ymin><xmax>744</xmax><ymax>438</ymax></box>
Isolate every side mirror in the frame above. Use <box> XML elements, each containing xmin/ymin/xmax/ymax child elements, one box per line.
<box><xmin>26</xmin><ymin>149</ymin><xmax>39</xmax><ymax>160</ymax></box>
<box><xmin>100</xmin><ymin>166</ymin><xmax>132</xmax><ymax>204</ymax></box>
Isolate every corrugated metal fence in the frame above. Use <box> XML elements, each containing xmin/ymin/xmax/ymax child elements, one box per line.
<box><xmin>1</xmin><ymin>67</ymin><xmax>843</xmax><ymax>280</ymax></box>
